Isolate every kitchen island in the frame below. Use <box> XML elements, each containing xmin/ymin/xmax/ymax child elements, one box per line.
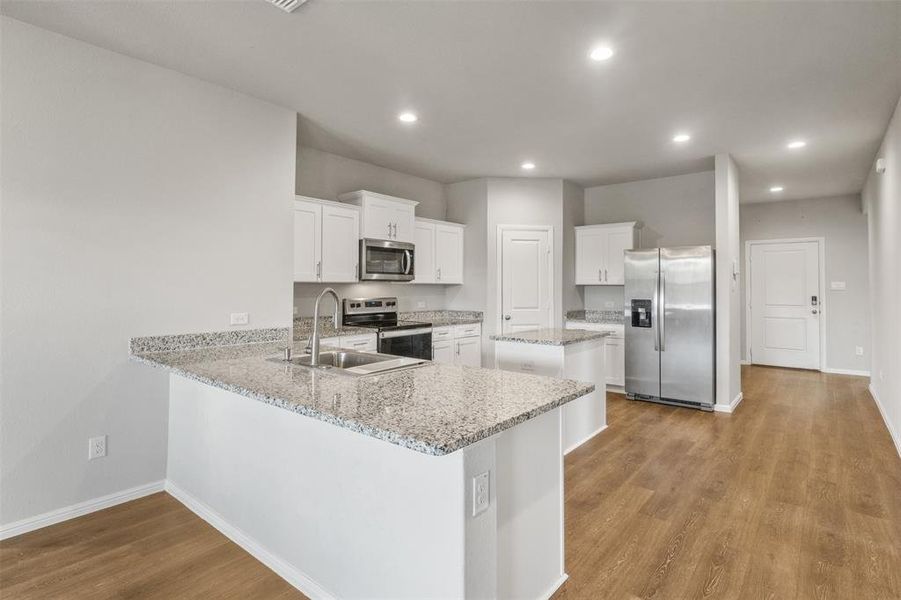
<box><xmin>492</xmin><ymin>328</ymin><xmax>609</xmax><ymax>454</ymax></box>
<box><xmin>131</xmin><ymin>329</ymin><xmax>593</xmax><ymax>599</ymax></box>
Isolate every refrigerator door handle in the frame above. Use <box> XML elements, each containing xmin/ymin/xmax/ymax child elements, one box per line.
<box><xmin>659</xmin><ymin>270</ymin><xmax>666</xmax><ymax>351</ymax></box>
<box><xmin>653</xmin><ymin>270</ymin><xmax>660</xmax><ymax>351</ymax></box>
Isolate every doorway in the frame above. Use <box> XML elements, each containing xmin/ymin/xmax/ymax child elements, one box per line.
<box><xmin>497</xmin><ymin>225</ymin><xmax>554</xmax><ymax>335</ymax></box>
<box><xmin>746</xmin><ymin>238</ymin><xmax>825</xmax><ymax>370</ymax></box>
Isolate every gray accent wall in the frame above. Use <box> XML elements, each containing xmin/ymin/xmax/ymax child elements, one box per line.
<box><xmin>740</xmin><ymin>195</ymin><xmax>871</xmax><ymax>374</ymax></box>
<box><xmin>862</xmin><ymin>95</ymin><xmax>901</xmax><ymax>457</ymax></box>
<box><xmin>1</xmin><ymin>18</ymin><xmax>297</xmax><ymax>526</ymax></box>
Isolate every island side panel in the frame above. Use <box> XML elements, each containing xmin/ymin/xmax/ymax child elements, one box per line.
<box><xmin>166</xmin><ymin>373</ymin><xmax>476</xmax><ymax>599</ymax></box>
<box><xmin>495</xmin><ymin>407</ymin><xmax>566</xmax><ymax>599</ymax></box>
<box><xmin>562</xmin><ymin>338</ymin><xmax>607</xmax><ymax>453</ymax></box>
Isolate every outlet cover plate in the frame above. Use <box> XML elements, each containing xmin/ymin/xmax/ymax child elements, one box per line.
<box><xmin>473</xmin><ymin>472</ymin><xmax>489</xmax><ymax>516</ymax></box>
<box><xmin>89</xmin><ymin>435</ymin><xmax>107</xmax><ymax>460</ymax></box>
<box><xmin>230</xmin><ymin>312</ymin><xmax>249</xmax><ymax>326</ymax></box>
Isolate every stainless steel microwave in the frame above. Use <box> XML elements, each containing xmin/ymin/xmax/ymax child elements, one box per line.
<box><xmin>359</xmin><ymin>238</ymin><xmax>414</xmax><ymax>281</ymax></box>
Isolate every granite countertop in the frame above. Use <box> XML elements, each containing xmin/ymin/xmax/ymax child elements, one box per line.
<box><xmin>401</xmin><ymin>310</ymin><xmax>483</xmax><ymax>327</ymax></box>
<box><xmin>565</xmin><ymin>310</ymin><xmax>624</xmax><ymax>325</ymax></box>
<box><xmin>293</xmin><ymin>317</ymin><xmax>371</xmax><ymax>341</ymax></box>
<box><xmin>131</xmin><ymin>335</ymin><xmax>591</xmax><ymax>456</ymax></box>
<box><xmin>491</xmin><ymin>328</ymin><xmax>612</xmax><ymax>346</ymax></box>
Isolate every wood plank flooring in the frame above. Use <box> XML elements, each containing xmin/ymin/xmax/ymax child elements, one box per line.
<box><xmin>2</xmin><ymin>365</ymin><xmax>899</xmax><ymax>599</ymax></box>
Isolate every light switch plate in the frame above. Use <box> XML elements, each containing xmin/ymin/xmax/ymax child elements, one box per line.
<box><xmin>230</xmin><ymin>312</ymin><xmax>249</xmax><ymax>326</ymax></box>
<box><xmin>830</xmin><ymin>281</ymin><xmax>847</xmax><ymax>291</ymax></box>
<box><xmin>473</xmin><ymin>472</ymin><xmax>489</xmax><ymax>516</ymax></box>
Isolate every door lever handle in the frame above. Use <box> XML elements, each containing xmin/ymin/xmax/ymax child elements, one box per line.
<box><xmin>812</xmin><ymin>309</ymin><xmax>818</xmax><ymax>314</ymax></box>
<box><xmin>504</xmin><ymin>315</ymin><xmax>511</xmax><ymax>320</ymax></box>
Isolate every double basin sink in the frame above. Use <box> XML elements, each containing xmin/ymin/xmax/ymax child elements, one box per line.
<box><xmin>275</xmin><ymin>349</ymin><xmax>428</xmax><ymax>377</ymax></box>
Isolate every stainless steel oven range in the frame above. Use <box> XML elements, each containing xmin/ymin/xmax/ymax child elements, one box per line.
<box><xmin>343</xmin><ymin>297</ymin><xmax>432</xmax><ymax>360</ymax></box>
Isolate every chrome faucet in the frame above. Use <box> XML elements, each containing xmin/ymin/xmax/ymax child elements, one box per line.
<box><xmin>306</xmin><ymin>287</ymin><xmax>341</xmax><ymax>367</ymax></box>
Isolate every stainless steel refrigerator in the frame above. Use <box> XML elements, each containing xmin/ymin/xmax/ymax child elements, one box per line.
<box><xmin>624</xmin><ymin>246</ymin><xmax>716</xmax><ymax>410</ymax></box>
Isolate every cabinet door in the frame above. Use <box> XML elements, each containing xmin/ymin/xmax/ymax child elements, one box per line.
<box><xmin>432</xmin><ymin>340</ymin><xmax>455</xmax><ymax>364</ymax></box>
<box><xmin>320</xmin><ymin>204</ymin><xmax>359</xmax><ymax>282</ymax></box>
<box><xmin>435</xmin><ymin>224</ymin><xmax>464</xmax><ymax>284</ymax></box>
<box><xmin>412</xmin><ymin>221</ymin><xmax>435</xmax><ymax>283</ymax></box>
<box><xmin>340</xmin><ymin>334</ymin><xmax>377</xmax><ymax>353</ymax></box>
<box><xmin>363</xmin><ymin>197</ymin><xmax>395</xmax><ymax>240</ymax></box>
<box><xmin>455</xmin><ymin>336</ymin><xmax>482</xmax><ymax>367</ymax></box>
<box><xmin>391</xmin><ymin>203</ymin><xmax>416</xmax><ymax>243</ymax></box>
<box><xmin>604</xmin><ymin>228</ymin><xmax>633</xmax><ymax>285</ymax></box>
<box><xmin>293</xmin><ymin>201</ymin><xmax>322</xmax><ymax>282</ymax></box>
<box><xmin>575</xmin><ymin>228</ymin><xmax>606</xmax><ymax>285</ymax></box>
<box><xmin>606</xmin><ymin>338</ymin><xmax>625</xmax><ymax>386</ymax></box>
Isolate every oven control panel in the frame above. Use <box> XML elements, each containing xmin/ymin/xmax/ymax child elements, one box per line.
<box><xmin>344</xmin><ymin>297</ymin><xmax>398</xmax><ymax>315</ymax></box>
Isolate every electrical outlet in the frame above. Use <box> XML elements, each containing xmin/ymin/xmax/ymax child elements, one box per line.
<box><xmin>229</xmin><ymin>312</ymin><xmax>249</xmax><ymax>326</ymax></box>
<box><xmin>88</xmin><ymin>435</ymin><xmax>107</xmax><ymax>460</ymax></box>
<box><xmin>473</xmin><ymin>472</ymin><xmax>489</xmax><ymax>516</ymax></box>
<box><xmin>855</xmin><ymin>346</ymin><xmax>864</xmax><ymax>356</ymax></box>
<box><xmin>604</xmin><ymin>301</ymin><xmax>615</xmax><ymax>309</ymax></box>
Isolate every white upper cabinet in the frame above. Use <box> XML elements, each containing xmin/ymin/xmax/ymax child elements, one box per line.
<box><xmin>575</xmin><ymin>222</ymin><xmax>641</xmax><ymax>285</ymax></box>
<box><xmin>411</xmin><ymin>218</ymin><xmax>464</xmax><ymax>284</ymax></box>
<box><xmin>294</xmin><ymin>196</ymin><xmax>360</xmax><ymax>283</ymax></box>
<box><xmin>412</xmin><ymin>220</ymin><xmax>436</xmax><ymax>284</ymax></box>
<box><xmin>338</xmin><ymin>190</ymin><xmax>418</xmax><ymax>243</ymax></box>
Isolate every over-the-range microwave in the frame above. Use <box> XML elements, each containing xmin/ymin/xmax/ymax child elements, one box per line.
<box><xmin>359</xmin><ymin>238</ymin><xmax>415</xmax><ymax>282</ymax></box>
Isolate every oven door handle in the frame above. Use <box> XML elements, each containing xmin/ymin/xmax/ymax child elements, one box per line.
<box><xmin>380</xmin><ymin>327</ymin><xmax>432</xmax><ymax>339</ymax></box>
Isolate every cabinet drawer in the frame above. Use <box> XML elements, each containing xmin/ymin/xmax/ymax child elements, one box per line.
<box><xmin>454</xmin><ymin>323</ymin><xmax>481</xmax><ymax>338</ymax></box>
<box><xmin>432</xmin><ymin>326</ymin><xmax>454</xmax><ymax>340</ymax></box>
<box><xmin>340</xmin><ymin>334</ymin><xmax>377</xmax><ymax>352</ymax></box>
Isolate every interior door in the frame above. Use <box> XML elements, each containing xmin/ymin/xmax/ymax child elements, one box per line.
<box><xmin>293</xmin><ymin>200</ymin><xmax>321</xmax><ymax>282</ymax></box>
<box><xmin>750</xmin><ymin>241</ymin><xmax>821</xmax><ymax>369</ymax></box>
<box><xmin>500</xmin><ymin>228</ymin><xmax>552</xmax><ymax>334</ymax></box>
<box><xmin>320</xmin><ymin>204</ymin><xmax>359</xmax><ymax>282</ymax></box>
<box><xmin>659</xmin><ymin>246</ymin><xmax>715</xmax><ymax>406</ymax></box>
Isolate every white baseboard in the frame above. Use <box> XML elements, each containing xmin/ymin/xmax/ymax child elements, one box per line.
<box><xmin>714</xmin><ymin>392</ymin><xmax>743</xmax><ymax>414</ymax></box>
<box><xmin>823</xmin><ymin>368</ymin><xmax>871</xmax><ymax>377</ymax></box>
<box><xmin>868</xmin><ymin>384</ymin><xmax>901</xmax><ymax>460</ymax></box>
<box><xmin>538</xmin><ymin>573</ymin><xmax>569</xmax><ymax>600</ymax></box>
<box><xmin>165</xmin><ymin>481</ymin><xmax>334</xmax><ymax>599</ymax></box>
<box><xmin>0</xmin><ymin>480</ymin><xmax>165</xmax><ymax>541</ymax></box>
<box><xmin>564</xmin><ymin>424</ymin><xmax>608</xmax><ymax>455</ymax></box>
<box><xmin>740</xmin><ymin>360</ymin><xmax>751</xmax><ymax>366</ymax></box>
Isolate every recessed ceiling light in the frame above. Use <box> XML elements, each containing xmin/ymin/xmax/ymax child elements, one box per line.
<box><xmin>398</xmin><ymin>112</ymin><xmax>418</xmax><ymax>123</ymax></box>
<box><xmin>521</xmin><ymin>162</ymin><xmax>536</xmax><ymax>170</ymax></box>
<box><xmin>787</xmin><ymin>140</ymin><xmax>806</xmax><ymax>149</ymax></box>
<box><xmin>589</xmin><ymin>46</ymin><xmax>614</xmax><ymax>61</ymax></box>
<box><xmin>769</xmin><ymin>186</ymin><xmax>784</xmax><ymax>193</ymax></box>
<box><xmin>672</xmin><ymin>133</ymin><xmax>691</xmax><ymax>143</ymax></box>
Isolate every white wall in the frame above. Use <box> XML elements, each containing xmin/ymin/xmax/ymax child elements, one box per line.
<box><xmin>582</xmin><ymin>171</ymin><xmax>715</xmax><ymax>311</ymax></box>
<box><xmin>740</xmin><ymin>195</ymin><xmax>870</xmax><ymax>373</ymax></box>
<box><xmin>562</xmin><ymin>181</ymin><xmax>585</xmax><ymax>313</ymax></box>
<box><xmin>862</xmin><ymin>95</ymin><xmax>901</xmax><ymax>456</ymax></box>
<box><xmin>0</xmin><ymin>18</ymin><xmax>296</xmax><ymax>525</ymax></box>
<box><xmin>296</xmin><ymin>145</ymin><xmax>445</xmax><ymax>220</ymax></box>
<box><xmin>715</xmin><ymin>154</ymin><xmax>743</xmax><ymax>410</ymax></box>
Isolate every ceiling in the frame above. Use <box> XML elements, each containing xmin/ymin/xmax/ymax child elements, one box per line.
<box><xmin>3</xmin><ymin>1</ymin><xmax>899</xmax><ymax>203</ymax></box>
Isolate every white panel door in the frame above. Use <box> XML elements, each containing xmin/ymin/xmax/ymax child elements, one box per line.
<box><xmin>750</xmin><ymin>241</ymin><xmax>821</xmax><ymax>369</ymax></box>
<box><xmin>435</xmin><ymin>224</ymin><xmax>464</xmax><ymax>284</ymax></box>
<box><xmin>575</xmin><ymin>228</ymin><xmax>605</xmax><ymax>284</ymax></box>
<box><xmin>320</xmin><ymin>204</ymin><xmax>359</xmax><ymax>282</ymax></box>
<box><xmin>500</xmin><ymin>228</ymin><xmax>552</xmax><ymax>334</ymax></box>
<box><xmin>455</xmin><ymin>336</ymin><xmax>482</xmax><ymax>367</ymax></box>
<box><xmin>293</xmin><ymin>201</ymin><xmax>322</xmax><ymax>282</ymax></box>
<box><xmin>412</xmin><ymin>221</ymin><xmax>436</xmax><ymax>283</ymax></box>
<box><xmin>604</xmin><ymin>229</ymin><xmax>632</xmax><ymax>285</ymax></box>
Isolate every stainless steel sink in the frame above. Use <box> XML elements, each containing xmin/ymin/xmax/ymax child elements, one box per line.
<box><xmin>272</xmin><ymin>350</ymin><xmax>428</xmax><ymax>377</ymax></box>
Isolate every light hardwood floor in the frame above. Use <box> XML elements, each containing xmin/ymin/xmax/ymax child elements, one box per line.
<box><xmin>1</xmin><ymin>366</ymin><xmax>899</xmax><ymax>599</ymax></box>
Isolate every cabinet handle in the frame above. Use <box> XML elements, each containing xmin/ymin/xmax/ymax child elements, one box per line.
<box><xmin>316</xmin><ymin>261</ymin><xmax>321</xmax><ymax>280</ymax></box>
<box><xmin>393</xmin><ymin>223</ymin><xmax>398</xmax><ymax>238</ymax></box>
<box><xmin>604</xmin><ymin>268</ymin><xmax>608</xmax><ymax>282</ymax></box>
<box><xmin>387</xmin><ymin>223</ymin><xmax>393</xmax><ymax>238</ymax></box>
<box><xmin>598</xmin><ymin>268</ymin><xmax>602</xmax><ymax>281</ymax></box>
<box><xmin>437</xmin><ymin>267</ymin><xmax>441</xmax><ymax>281</ymax></box>
<box><xmin>456</xmin><ymin>342</ymin><xmax>460</xmax><ymax>356</ymax></box>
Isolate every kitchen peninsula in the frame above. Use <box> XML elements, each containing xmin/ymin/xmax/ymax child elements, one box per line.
<box><xmin>131</xmin><ymin>329</ymin><xmax>594</xmax><ymax>599</ymax></box>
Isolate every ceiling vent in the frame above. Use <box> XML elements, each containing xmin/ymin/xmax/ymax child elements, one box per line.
<box><xmin>266</xmin><ymin>0</ymin><xmax>306</xmax><ymax>13</ymax></box>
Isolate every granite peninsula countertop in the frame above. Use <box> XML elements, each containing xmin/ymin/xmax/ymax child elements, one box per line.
<box><xmin>402</xmin><ymin>310</ymin><xmax>483</xmax><ymax>327</ymax></box>
<box><xmin>491</xmin><ymin>328</ymin><xmax>612</xmax><ymax>346</ymax></box>
<box><xmin>131</xmin><ymin>335</ymin><xmax>591</xmax><ymax>456</ymax></box>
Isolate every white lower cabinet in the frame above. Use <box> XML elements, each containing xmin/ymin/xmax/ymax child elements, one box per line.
<box><xmin>340</xmin><ymin>333</ymin><xmax>378</xmax><ymax>353</ymax></box>
<box><xmin>432</xmin><ymin>324</ymin><xmax>481</xmax><ymax>367</ymax></box>
<box><xmin>565</xmin><ymin>322</ymin><xmax>624</xmax><ymax>388</ymax></box>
